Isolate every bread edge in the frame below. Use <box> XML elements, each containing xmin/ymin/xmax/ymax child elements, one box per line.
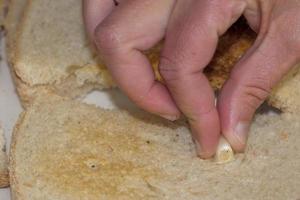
<box><xmin>9</xmin><ymin>111</ymin><xmax>27</xmax><ymax>200</ymax></box>
<box><xmin>0</xmin><ymin>126</ymin><xmax>9</xmax><ymax>188</ymax></box>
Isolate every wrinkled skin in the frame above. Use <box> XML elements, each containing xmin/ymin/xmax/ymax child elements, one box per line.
<box><xmin>83</xmin><ymin>0</ymin><xmax>300</xmax><ymax>158</ymax></box>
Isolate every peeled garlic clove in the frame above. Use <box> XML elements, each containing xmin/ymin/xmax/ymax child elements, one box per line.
<box><xmin>214</xmin><ymin>136</ymin><xmax>235</xmax><ymax>164</ymax></box>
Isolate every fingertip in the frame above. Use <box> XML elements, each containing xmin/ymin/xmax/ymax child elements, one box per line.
<box><xmin>159</xmin><ymin>114</ymin><xmax>180</xmax><ymax>121</ymax></box>
<box><xmin>217</xmin><ymin>76</ymin><xmax>252</xmax><ymax>153</ymax></box>
<box><xmin>191</xmin><ymin>112</ymin><xmax>220</xmax><ymax>159</ymax></box>
<box><xmin>194</xmin><ymin>139</ymin><xmax>215</xmax><ymax>159</ymax></box>
<box><xmin>224</xmin><ymin>135</ymin><xmax>246</xmax><ymax>153</ymax></box>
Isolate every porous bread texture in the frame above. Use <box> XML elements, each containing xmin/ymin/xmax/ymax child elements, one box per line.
<box><xmin>5</xmin><ymin>0</ymin><xmax>28</xmax><ymax>62</ymax></box>
<box><xmin>12</xmin><ymin>0</ymin><xmax>116</xmax><ymax>107</ymax></box>
<box><xmin>10</xmin><ymin>94</ymin><xmax>300</xmax><ymax>200</ymax></box>
<box><xmin>13</xmin><ymin>64</ymin><xmax>115</xmax><ymax>108</ymax></box>
<box><xmin>0</xmin><ymin>126</ymin><xmax>9</xmax><ymax>188</ymax></box>
<box><xmin>10</xmin><ymin>0</ymin><xmax>256</xmax><ymax>107</ymax></box>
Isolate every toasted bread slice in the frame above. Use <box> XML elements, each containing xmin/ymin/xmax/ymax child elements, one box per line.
<box><xmin>9</xmin><ymin>0</ymin><xmax>255</xmax><ymax>107</ymax></box>
<box><xmin>11</xmin><ymin>0</ymin><xmax>115</xmax><ymax>107</ymax></box>
<box><xmin>10</xmin><ymin>94</ymin><xmax>300</xmax><ymax>199</ymax></box>
<box><xmin>8</xmin><ymin>0</ymin><xmax>300</xmax><ymax>112</ymax></box>
<box><xmin>0</xmin><ymin>126</ymin><xmax>9</xmax><ymax>188</ymax></box>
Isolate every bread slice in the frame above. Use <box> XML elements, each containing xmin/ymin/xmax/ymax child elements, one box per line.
<box><xmin>10</xmin><ymin>0</ymin><xmax>116</xmax><ymax>107</ymax></box>
<box><xmin>8</xmin><ymin>0</ymin><xmax>255</xmax><ymax>107</ymax></box>
<box><xmin>8</xmin><ymin>0</ymin><xmax>300</xmax><ymax>112</ymax></box>
<box><xmin>5</xmin><ymin>0</ymin><xmax>28</xmax><ymax>62</ymax></box>
<box><xmin>10</xmin><ymin>94</ymin><xmax>300</xmax><ymax>199</ymax></box>
<box><xmin>0</xmin><ymin>125</ymin><xmax>9</xmax><ymax>188</ymax></box>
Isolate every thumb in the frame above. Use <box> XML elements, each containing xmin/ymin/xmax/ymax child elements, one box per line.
<box><xmin>218</xmin><ymin>25</ymin><xmax>299</xmax><ymax>152</ymax></box>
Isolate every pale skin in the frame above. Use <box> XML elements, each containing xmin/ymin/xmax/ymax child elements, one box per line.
<box><xmin>83</xmin><ymin>0</ymin><xmax>300</xmax><ymax>158</ymax></box>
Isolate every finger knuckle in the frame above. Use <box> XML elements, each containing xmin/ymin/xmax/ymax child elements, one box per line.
<box><xmin>242</xmin><ymin>84</ymin><xmax>270</xmax><ymax>110</ymax></box>
<box><xmin>159</xmin><ymin>56</ymin><xmax>182</xmax><ymax>83</ymax></box>
<box><xmin>94</xmin><ymin>23</ymin><xmax>122</xmax><ymax>51</ymax></box>
<box><xmin>159</xmin><ymin>55</ymin><xmax>199</xmax><ymax>84</ymax></box>
<box><xmin>230</xmin><ymin>72</ymin><xmax>271</xmax><ymax>110</ymax></box>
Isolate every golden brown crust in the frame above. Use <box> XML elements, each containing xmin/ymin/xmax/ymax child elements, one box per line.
<box><xmin>205</xmin><ymin>23</ymin><xmax>255</xmax><ymax>89</ymax></box>
<box><xmin>148</xmin><ymin>19</ymin><xmax>256</xmax><ymax>89</ymax></box>
<box><xmin>0</xmin><ymin>126</ymin><xmax>9</xmax><ymax>188</ymax></box>
<box><xmin>0</xmin><ymin>171</ymin><xmax>9</xmax><ymax>188</ymax></box>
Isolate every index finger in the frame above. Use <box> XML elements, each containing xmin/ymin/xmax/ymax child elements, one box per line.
<box><xmin>159</xmin><ymin>0</ymin><xmax>245</xmax><ymax>158</ymax></box>
<box><xmin>92</xmin><ymin>0</ymin><xmax>181</xmax><ymax>119</ymax></box>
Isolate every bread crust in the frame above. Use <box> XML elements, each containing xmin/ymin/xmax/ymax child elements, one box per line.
<box><xmin>0</xmin><ymin>171</ymin><xmax>9</xmax><ymax>188</ymax></box>
<box><xmin>9</xmin><ymin>111</ymin><xmax>27</xmax><ymax>199</ymax></box>
<box><xmin>0</xmin><ymin>126</ymin><xmax>9</xmax><ymax>188</ymax></box>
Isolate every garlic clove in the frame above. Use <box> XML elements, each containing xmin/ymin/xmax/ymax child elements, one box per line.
<box><xmin>214</xmin><ymin>136</ymin><xmax>235</xmax><ymax>164</ymax></box>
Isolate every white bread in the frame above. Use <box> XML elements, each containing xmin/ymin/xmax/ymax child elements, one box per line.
<box><xmin>8</xmin><ymin>0</ymin><xmax>300</xmax><ymax>113</ymax></box>
<box><xmin>0</xmin><ymin>125</ymin><xmax>9</xmax><ymax>188</ymax></box>
<box><xmin>8</xmin><ymin>0</ymin><xmax>258</xmax><ymax>107</ymax></box>
<box><xmin>10</xmin><ymin>0</ymin><xmax>115</xmax><ymax>107</ymax></box>
<box><xmin>10</xmin><ymin>94</ymin><xmax>300</xmax><ymax>199</ymax></box>
<box><xmin>5</xmin><ymin>0</ymin><xmax>28</xmax><ymax>62</ymax></box>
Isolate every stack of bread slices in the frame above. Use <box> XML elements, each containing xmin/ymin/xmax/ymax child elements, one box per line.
<box><xmin>1</xmin><ymin>0</ymin><xmax>299</xmax><ymax>199</ymax></box>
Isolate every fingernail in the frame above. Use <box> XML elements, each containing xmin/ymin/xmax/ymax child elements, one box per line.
<box><xmin>194</xmin><ymin>140</ymin><xmax>212</xmax><ymax>159</ymax></box>
<box><xmin>160</xmin><ymin>114</ymin><xmax>179</xmax><ymax>121</ymax></box>
<box><xmin>234</xmin><ymin>122</ymin><xmax>250</xmax><ymax>146</ymax></box>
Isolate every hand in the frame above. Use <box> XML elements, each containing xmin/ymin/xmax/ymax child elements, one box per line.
<box><xmin>83</xmin><ymin>0</ymin><xmax>300</xmax><ymax>158</ymax></box>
